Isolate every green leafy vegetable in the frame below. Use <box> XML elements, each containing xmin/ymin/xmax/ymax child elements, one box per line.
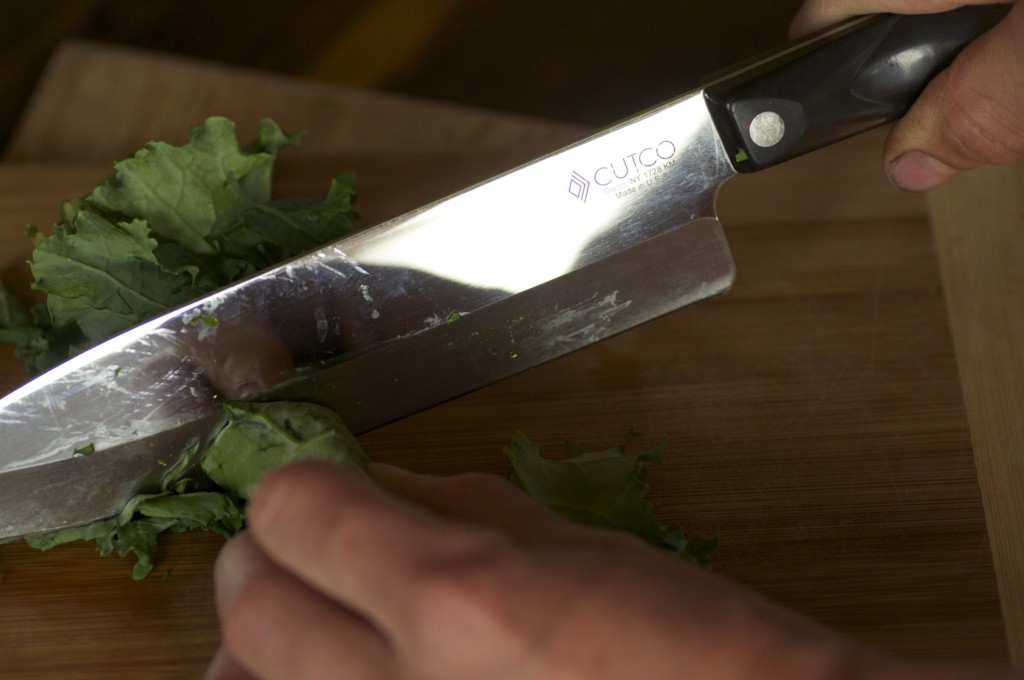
<box><xmin>202</xmin><ymin>401</ymin><xmax>370</xmax><ymax>500</ymax></box>
<box><xmin>3</xmin><ymin>116</ymin><xmax>357</xmax><ymax>376</ymax></box>
<box><xmin>73</xmin><ymin>443</ymin><xmax>96</xmax><ymax>457</ymax></box>
<box><xmin>505</xmin><ymin>432</ymin><xmax>717</xmax><ymax>567</ymax></box>
<box><xmin>25</xmin><ymin>437</ymin><xmax>246</xmax><ymax>579</ymax></box>
<box><xmin>30</xmin><ymin>211</ymin><xmax>198</xmax><ymax>344</ymax></box>
<box><xmin>0</xmin><ymin>281</ymin><xmax>32</xmax><ymax>329</ymax></box>
<box><xmin>85</xmin><ymin>117</ymin><xmax>301</xmax><ymax>255</ymax></box>
<box><xmin>27</xmin><ymin>491</ymin><xmax>246</xmax><ymax>580</ymax></box>
<box><xmin>26</xmin><ymin>399</ymin><xmax>366</xmax><ymax>579</ymax></box>
<box><xmin>0</xmin><ymin>281</ymin><xmax>71</xmax><ymax>375</ymax></box>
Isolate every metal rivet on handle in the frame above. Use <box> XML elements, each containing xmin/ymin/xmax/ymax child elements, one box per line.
<box><xmin>749</xmin><ymin>111</ymin><xmax>785</xmax><ymax>148</ymax></box>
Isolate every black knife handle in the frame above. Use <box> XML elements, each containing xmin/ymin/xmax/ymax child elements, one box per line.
<box><xmin>704</xmin><ymin>5</ymin><xmax>1010</xmax><ymax>172</ymax></box>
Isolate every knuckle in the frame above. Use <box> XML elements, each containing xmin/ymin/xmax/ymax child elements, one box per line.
<box><xmin>221</xmin><ymin>574</ymin><xmax>272</xmax><ymax>655</ymax></box>
<box><xmin>940</xmin><ymin>76</ymin><xmax>1024</xmax><ymax>167</ymax></box>
<box><xmin>405</xmin><ymin>533</ymin><xmax>517</xmax><ymax>638</ymax></box>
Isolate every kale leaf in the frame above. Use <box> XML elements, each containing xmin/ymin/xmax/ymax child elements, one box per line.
<box><xmin>25</xmin><ymin>399</ymin><xmax>365</xmax><ymax>579</ymax></box>
<box><xmin>4</xmin><ymin>116</ymin><xmax>357</xmax><ymax>376</ymax></box>
<box><xmin>202</xmin><ymin>400</ymin><xmax>371</xmax><ymax>500</ymax></box>
<box><xmin>505</xmin><ymin>432</ymin><xmax>717</xmax><ymax>567</ymax></box>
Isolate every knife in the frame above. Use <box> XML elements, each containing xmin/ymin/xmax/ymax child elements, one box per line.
<box><xmin>0</xmin><ymin>5</ymin><xmax>1008</xmax><ymax>540</ymax></box>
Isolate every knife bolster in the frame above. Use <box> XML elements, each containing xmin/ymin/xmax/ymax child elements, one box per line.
<box><xmin>702</xmin><ymin>5</ymin><xmax>1010</xmax><ymax>172</ymax></box>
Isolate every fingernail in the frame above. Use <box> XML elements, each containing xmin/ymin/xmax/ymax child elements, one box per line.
<box><xmin>888</xmin><ymin>151</ymin><xmax>958</xmax><ymax>192</ymax></box>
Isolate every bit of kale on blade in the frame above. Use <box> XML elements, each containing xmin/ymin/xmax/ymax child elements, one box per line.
<box><xmin>1</xmin><ymin>116</ymin><xmax>714</xmax><ymax>578</ymax></box>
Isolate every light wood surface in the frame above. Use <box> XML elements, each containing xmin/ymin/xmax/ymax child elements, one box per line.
<box><xmin>929</xmin><ymin>162</ymin><xmax>1024</xmax><ymax>667</ymax></box>
<box><xmin>0</xmin><ymin>41</ymin><xmax>1014</xmax><ymax>677</ymax></box>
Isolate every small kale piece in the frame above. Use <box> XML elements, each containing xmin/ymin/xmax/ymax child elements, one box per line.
<box><xmin>0</xmin><ymin>282</ymin><xmax>61</xmax><ymax>375</ymax></box>
<box><xmin>202</xmin><ymin>400</ymin><xmax>370</xmax><ymax>500</ymax></box>
<box><xmin>25</xmin><ymin>447</ymin><xmax>245</xmax><ymax>580</ymax></box>
<box><xmin>210</xmin><ymin>173</ymin><xmax>359</xmax><ymax>276</ymax></box>
<box><xmin>30</xmin><ymin>211</ymin><xmax>198</xmax><ymax>344</ymax></box>
<box><xmin>85</xmin><ymin>117</ymin><xmax>301</xmax><ymax>255</ymax></box>
<box><xmin>24</xmin><ymin>399</ymin><xmax>368</xmax><ymax>579</ymax></box>
<box><xmin>504</xmin><ymin>432</ymin><xmax>717</xmax><ymax>567</ymax></box>
<box><xmin>27</xmin><ymin>491</ymin><xmax>246</xmax><ymax>580</ymax></box>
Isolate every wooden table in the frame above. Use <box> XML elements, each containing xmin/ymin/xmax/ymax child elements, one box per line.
<box><xmin>0</xmin><ymin>40</ymin><xmax>1020</xmax><ymax>678</ymax></box>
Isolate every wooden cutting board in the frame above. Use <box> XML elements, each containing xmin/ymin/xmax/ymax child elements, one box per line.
<box><xmin>0</xmin><ymin>40</ymin><xmax>1017</xmax><ymax>678</ymax></box>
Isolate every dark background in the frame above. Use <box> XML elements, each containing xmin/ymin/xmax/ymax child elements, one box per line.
<box><xmin>1</xmin><ymin>0</ymin><xmax>804</xmax><ymax>150</ymax></box>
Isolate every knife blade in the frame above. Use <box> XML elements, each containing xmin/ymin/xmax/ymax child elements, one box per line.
<box><xmin>0</xmin><ymin>5</ymin><xmax>1008</xmax><ymax>540</ymax></box>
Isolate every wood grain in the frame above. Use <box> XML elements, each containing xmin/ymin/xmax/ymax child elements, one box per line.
<box><xmin>0</xmin><ymin>42</ymin><xmax>1012</xmax><ymax>677</ymax></box>
<box><xmin>928</xmin><ymin>161</ymin><xmax>1024</xmax><ymax>665</ymax></box>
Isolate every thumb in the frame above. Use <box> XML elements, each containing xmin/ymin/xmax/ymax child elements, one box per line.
<box><xmin>886</xmin><ymin>3</ymin><xmax>1024</xmax><ymax>191</ymax></box>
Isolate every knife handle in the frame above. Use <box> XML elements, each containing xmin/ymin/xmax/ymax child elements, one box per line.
<box><xmin>703</xmin><ymin>5</ymin><xmax>1010</xmax><ymax>172</ymax></box>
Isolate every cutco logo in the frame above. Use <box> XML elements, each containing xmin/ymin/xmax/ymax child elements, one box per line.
<box><xmin>568</xmin><ymin>171</ymin><xmax>591</xmax><ymax>203</ymax></box>
<box><xmin>568</xmin><ymin>140</ymin><xmax>678</xmax><ymax>202</ymax></box>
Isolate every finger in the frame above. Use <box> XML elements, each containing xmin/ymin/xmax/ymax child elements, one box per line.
<box><xmin>246</xmin><ymin>462</ymin><xmax>519</xmax><ymax>641</ymax></box>
<box><xmin>368</xmin><ymin>463</ymin><xmax>582</xmax><ymax>544</ymax></box>
<box><xmin>885</xmin><ymin>2</ymin><xmax>1024</xmax><ymax>189</ymax></box>
<box><xmin>790</xmin><ymin>0</ymin><xmax>1014</xmax><ymax>37</ymax></box>
<box><xmin>214</xmin><ymin>531</ymin><xmax>392</xmax><ymax>680</ymax></box>
<box><xmin>204</xmin><ymin>647</ymin><xmax>256</xmax><ymax>680</ymax></box>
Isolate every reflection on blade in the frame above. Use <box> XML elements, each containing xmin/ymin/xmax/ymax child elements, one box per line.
<box><xmin>358</xmin><ymin>95</ymin><xmax>723</xmax><ymax>293</ymax></box>
<box><xmin>0</xmin><ymin>89</ymin><xmax>736</xmax><ymax>539</ymax></box>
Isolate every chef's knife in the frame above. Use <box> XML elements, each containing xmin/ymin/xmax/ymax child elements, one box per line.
<box><xmin>0</xmin><ymin>6</ymin><xmax>1008</xmax><ymax>539</ymax></box>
